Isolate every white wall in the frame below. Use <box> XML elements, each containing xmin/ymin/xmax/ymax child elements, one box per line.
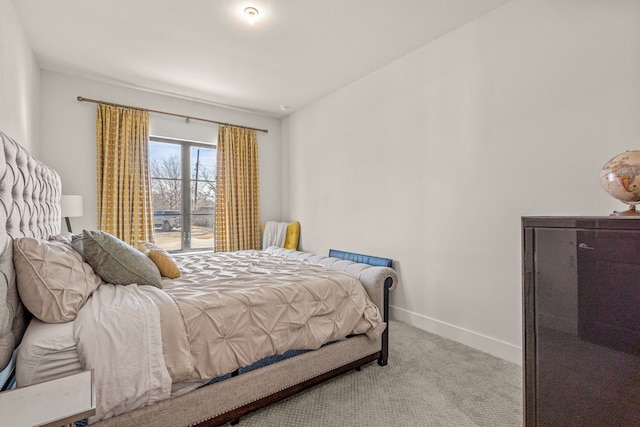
<box><xmin>284</xmin><ymin>0</ymin><xmax>640</xmax><ymax>363</ymax></box>
<box><xmin>0</xmin><ymin>0</ymin><xmax>39</xmax><ymax>152</ymax></box>
<box><xmin>38</xmin><ymin>71</ymin><xmax>282</xmax><ymax>233</ymax></box>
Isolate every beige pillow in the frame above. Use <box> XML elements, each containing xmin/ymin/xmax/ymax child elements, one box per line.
<box><xmin>82</xmin><ymin>230</ymin><xmax>162</xmax><ymax>287</ymax></box>
<box><xmin>136</xmin><ymin>241</ymin><xmax>181</xmax><ymax>279</ymax></box>
<box><xmin>13</xmin><ymin>237</ymin><xmax>102</xmax><ymax>323</ymax></box>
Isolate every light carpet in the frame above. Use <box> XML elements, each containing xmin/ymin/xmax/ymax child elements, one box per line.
<box><xmin>236</xmin><ymin>320</ymin><xmax>523</xmax><ymax>427</ymax></box>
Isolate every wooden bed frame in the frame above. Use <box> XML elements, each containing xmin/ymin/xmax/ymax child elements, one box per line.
<box><xmin>0</xmin><ymin>131</ymin><xmax>397</xmax><ymax>426</ymax></box>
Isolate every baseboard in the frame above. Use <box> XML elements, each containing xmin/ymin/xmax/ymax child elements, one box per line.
<box><xmin>390</xmin><ymin>306</ymin><xmax>522</xmax><ymax>365</ymax></box>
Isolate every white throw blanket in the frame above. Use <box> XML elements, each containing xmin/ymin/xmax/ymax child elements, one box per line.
<box><xmin>73</xmin><ymin>284</ymin><xmax>172</xmax><ymax>423</ymax></box>
<box><xmin>262</xmin><ymin>221</ymin><xmax>288</xmax><ymax>249</ymax></box>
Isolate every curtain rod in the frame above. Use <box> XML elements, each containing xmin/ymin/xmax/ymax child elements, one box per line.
<box><xmin>76</xmin><ymin>96</ymin><xmax>269</xmax><ymax>134</ymax></box>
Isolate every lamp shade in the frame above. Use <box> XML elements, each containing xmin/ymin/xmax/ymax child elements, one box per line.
<box><xmin>61</xmin><ymin>195</ymin><xmax>83</xmax><ymax>218</ymax></box>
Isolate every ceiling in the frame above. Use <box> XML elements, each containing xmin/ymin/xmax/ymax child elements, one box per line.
<box><xmin>13</xmin><ymin>0</ymin><xmax>512</xmax><ymax>117</ymax></box>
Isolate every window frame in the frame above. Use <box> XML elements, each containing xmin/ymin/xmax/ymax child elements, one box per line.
<box><xmin>149</xmin><ymin>135</ymin><xmax>217</xmax><ymax>253</ymax></box>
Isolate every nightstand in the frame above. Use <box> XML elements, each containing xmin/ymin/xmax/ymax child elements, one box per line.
<box><xmin>0</xmin><ymin>370</ymin><xmax>95</xmax><ymax>427</ymax></box>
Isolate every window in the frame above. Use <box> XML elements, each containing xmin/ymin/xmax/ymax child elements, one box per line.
<box><xmin>149</xmin><ymin>136</ymin><xmax>216</xmax><ymax>252</ymax></box>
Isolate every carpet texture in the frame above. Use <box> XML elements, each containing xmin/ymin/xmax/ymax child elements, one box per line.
<box><xmin>236</xmin><ymin>321</ymin><xmax>522</xmax><ymax>427</ymax></box>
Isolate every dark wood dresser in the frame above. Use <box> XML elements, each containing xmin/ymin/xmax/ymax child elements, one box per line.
<box><xmin>522</xmin><ymin>216</ymin><xmax>640</xmax><ymax>426</ymax></box>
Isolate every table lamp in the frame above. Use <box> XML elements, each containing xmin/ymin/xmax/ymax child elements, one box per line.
<box><xmin>61</xmin><ymin>195</ymin><xmax>83</xmax><ymax>233</ymax></box>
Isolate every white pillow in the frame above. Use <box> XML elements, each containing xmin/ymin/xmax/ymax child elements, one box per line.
<box><xmin>13</xmin><ymin>237</ymin><xmax>102</xmax><ymax>323</ymax></box>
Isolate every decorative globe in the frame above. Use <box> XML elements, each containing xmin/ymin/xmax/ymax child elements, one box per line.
<box><xmin>600</xmin><ymin>150</ymin><xmax>640</xmax><ymax>215</ymax></box>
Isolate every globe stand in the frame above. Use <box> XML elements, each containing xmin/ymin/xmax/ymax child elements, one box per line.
<box><xmin>611</xmin><ymin>204</ymin><xmax>640</xmax><ymax>216</ymax></box>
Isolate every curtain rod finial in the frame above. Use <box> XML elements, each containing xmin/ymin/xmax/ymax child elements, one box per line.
<box><xmin>77</xmin><ymin>96</ymin><xmax>84</xmax><ymax>101</ymax></box>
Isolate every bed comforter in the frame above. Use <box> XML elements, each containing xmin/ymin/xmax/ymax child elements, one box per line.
<box><xmin>75</xmin><ymin>249</ymin><xmax>385</xmax><ymax>422</ymax></box>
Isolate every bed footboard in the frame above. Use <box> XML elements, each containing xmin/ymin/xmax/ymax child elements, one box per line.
<box><xmin>326</xmin><ymin>250</ymin><xmax>395</xmax><ymax>366</ymax></box>
<box><xmin>265</xmin><ymin>247</ymin><xmax>398</xmax><ymax>366</ymax></box>
<box><xmin>93</xmin><ymin>335</ymin><xmax>381</xmax><ymax>427</ymax></box>
<box><xmin>380</xmin><ymin>276</ymin><xmax>394</xmax><ymax>366</ymax></box>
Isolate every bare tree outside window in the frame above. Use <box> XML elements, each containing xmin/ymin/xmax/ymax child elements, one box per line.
<box><xmin>150</xmin><ymin>155</ymin><xmax>181</xmax><ymax>210</ymax></box>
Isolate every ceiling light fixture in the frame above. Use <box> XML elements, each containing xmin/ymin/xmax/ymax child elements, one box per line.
<box><xmin>244</xmin><ymin>7</ymin><xmax>259</xmax><ymax>25</ymax></box>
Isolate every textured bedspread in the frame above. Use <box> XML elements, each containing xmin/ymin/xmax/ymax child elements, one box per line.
<box><xmin>159</xmin><ymin>250</ymin><xmax>385</xmax><ymax>381</ymax></box>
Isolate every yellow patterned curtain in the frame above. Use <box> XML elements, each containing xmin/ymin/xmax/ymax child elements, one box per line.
<box><xmin>96</xmin><ymin>104</ymin><xmax>154</xmax><ymax>245</ymax></box>
<box><xmin>214</xmin><ymin>126</ymin><xmax>260</xmax><ymax>252</ymax></box>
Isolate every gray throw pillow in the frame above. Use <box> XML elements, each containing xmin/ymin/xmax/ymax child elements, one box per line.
<box><xmin>70</xmin><ymin>233</ymin><xmax>84</xmax><ymax>256</ymax></box>
<box><xmin>82</xmin><ymin>230</ymin><xmax>162</xmax><ymax>288</ymax></box>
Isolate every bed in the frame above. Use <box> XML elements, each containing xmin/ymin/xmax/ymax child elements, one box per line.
<box><xmin>0</xmin><ymin>131</ymin><xmax>398</xmax><ymax>426</ymax></box>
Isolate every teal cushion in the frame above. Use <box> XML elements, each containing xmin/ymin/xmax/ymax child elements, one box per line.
<box><xmin>82</xmin><ymin>230</ymin><xmax>162</xmax><ymax>288</ymax></box>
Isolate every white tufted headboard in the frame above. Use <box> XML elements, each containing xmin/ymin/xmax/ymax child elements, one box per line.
<box><xmin>0</xmin><ymin>131</ymin><xmax>62</xmax><ymax>371</ymax></box>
